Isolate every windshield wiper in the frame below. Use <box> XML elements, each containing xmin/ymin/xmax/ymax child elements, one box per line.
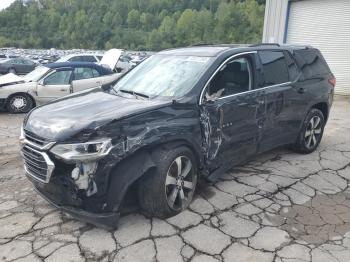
<box><xmin>119</xmin><ymin>89</ymin><xmax>150</xmax><ymax>99</ymax></box>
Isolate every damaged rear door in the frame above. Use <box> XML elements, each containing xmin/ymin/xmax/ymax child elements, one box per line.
<box><xmin>199</xmin><ymin>52</ymin><xmax>266</xmax><ymax>174</ymax></box>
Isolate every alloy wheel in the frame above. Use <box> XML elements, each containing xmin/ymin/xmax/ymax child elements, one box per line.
<box><xmin>305</xmin><ymin>116</ymin><xmax>322</xmax><ymax>149</ymax></box>
<box><xmin>165</xmin><ymin>156</ymin><xmax>197</xmax><ymax>211</ymax></box>
<box><xmin>10</xmin><ymin>96</ymin><xmax>27</xmax><ymax>111</ymax></box>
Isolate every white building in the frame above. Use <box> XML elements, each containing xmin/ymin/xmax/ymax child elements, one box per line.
<box><xmin>263</xmin><ymin>0</ymin><xmax>350</xmax><ymax>95</ymax></box>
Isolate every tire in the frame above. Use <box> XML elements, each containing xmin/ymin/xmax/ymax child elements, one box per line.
<box><xmin>8</xmin><ymin>68</ymin><xmax>16</xmax><ymax>74</ymax></box>
<box><xmin>6</xmin><ymin>94</ymin><xmax>34</xmax><ymax>114</ymax></box>
<box><xmin>292</xmin><ymin>108</ymin><xmax>325</xmax><ymax>154</ymax></box>
<box><xmin>138</xmin><ymin>146</ymin><xmax>198</xmax><ymax>218</ymax></box>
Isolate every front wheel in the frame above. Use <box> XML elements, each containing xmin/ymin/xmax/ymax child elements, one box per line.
<box><xmin>292</xmin><ymin>108</ymin><xmax>325</xmax><ymax>154</ymax></box>
<box><xmin>6</xmin><ymin>94</ymin><xmax>34</xmax><ymax>114</ymax></box>
<box><xmin>138</xmin><ymin>146</ymin><xmax>198</xmax><ymax>218</ymax></box>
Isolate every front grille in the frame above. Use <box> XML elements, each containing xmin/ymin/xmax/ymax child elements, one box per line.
<box><xmin>21</xmin><ymin>145</ymin><xmax>55</xmax><ymax>183</ymax></box>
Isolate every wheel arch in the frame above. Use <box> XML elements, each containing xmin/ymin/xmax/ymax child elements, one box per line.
<box><xmin>106</xmin><ymin>139</ymin><xmax>203</xmax><ymax>213</ymax></box>
<box><xmin>311</xmin><ymin>102</ymin><xmax>329</xmax><ymax>121</ymax></box>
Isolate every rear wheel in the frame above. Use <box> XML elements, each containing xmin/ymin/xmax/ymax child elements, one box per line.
<box><xmin>6</xmin><ymin>94</ymin><xmax>34</xmax><ymax>114</ymax></box>
<box><xmin>138</xmin><ymin>146</ymin><xmax>198</xmax><ymax>218</ymax></box>
<box><xmin>292</xmin><ymin>108</ymin><xmax>325</xmax><ymax>154</ymax></box>
<box><xmin>8</xmin><ymin>68</ymin><xmax>16</xmax><ymax>74</ymax></box>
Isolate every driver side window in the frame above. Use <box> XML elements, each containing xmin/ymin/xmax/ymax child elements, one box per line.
<box><xmin>205</xmin><ymin>57</ymin><xmax>252</xmax><ymax>101</ymax></box>
<box><xmin>43</xmin><ymin>70</ymin><xmax>72</xmax><ymax>85</ymax></box>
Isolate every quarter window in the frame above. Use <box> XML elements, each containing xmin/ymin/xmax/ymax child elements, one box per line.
<box><xmin>293</xmin><ymin>49</ymin><xmax>331</xmax><ymax>79</ymax></box>
<box><xmin>206</xmin><ymin>57</ymin><xmax>252</xmax><ymax>100</ymax></box>
<box><xmin>44</xmin><ymin>70</ymin><xmax>72</xmax><ymax>85</ymax></box>
<box><xmin>258</xmin><ymin>51</ymin><xmax>289</xmax><ymax>86</ymax></box>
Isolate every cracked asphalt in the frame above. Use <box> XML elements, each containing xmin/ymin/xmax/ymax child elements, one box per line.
<box><xmin>1</xmin><ymin>96</ymin><xmax>350</xmax><ymax>262</ymax></box>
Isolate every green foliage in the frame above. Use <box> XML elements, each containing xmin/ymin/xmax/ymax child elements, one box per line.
<box><xmin>0</xmin><ymin>0</ymin><xmax>265</xmax><ymax>50</ymax></box>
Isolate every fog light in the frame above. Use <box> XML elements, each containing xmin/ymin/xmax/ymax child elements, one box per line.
<box><xmin>71</xmin><ymin>167</ymin><xmax>80</xmax><ymax>181</ymax></box>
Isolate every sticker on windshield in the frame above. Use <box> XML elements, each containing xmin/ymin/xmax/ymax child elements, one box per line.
<box><xmin>185</xmin><ymin>57</ymin><xmax>210</xmax><ymax>63</ymax></box>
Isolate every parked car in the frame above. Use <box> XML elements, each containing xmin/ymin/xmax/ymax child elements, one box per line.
<box><xmin>0</xmin><ymin>57</ymin><xmax>36</xmax><ymax>75</ymax></box>
<box><xmin>0</xmin><ymin>62</ymin><xmax>120</xmax><ymax>113</ymax></box>
<box><xmin>20</xmin><ymin>44</ymin><xmax>335</xmax><ymax>227</ymax></box>
<box><xmin>116</xmin><ymin>55</ymin><xmax>135</xmax><ymax>73</ymax></box>
<box><xmin>57</xmin><ymin>53</ymin><xmax>103</xmax><ymax>63</ymax></box>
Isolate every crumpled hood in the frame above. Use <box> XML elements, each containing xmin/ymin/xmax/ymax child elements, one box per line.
<box><xmin>0</xmin><ymin>81</ymin><xmax>37</xmax><ymax>97</ymax></box>
<box><xmin>24</xmin><ymin>88</ymin><xmax>170</xmax><ymax>142</ymax></box>
<box><xmin>0</xmin><ymin>73</ymin><xmax>25</xmax><ymax>87</ymax></box>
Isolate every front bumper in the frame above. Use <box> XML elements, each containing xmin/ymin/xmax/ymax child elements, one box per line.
<box><xmin>21</xmin><ymin>131</ymin><xmax>121</xmax><ymax>228</ymax></box>
<box><xmin>0</xmin><ymin>98</ymin><xmax>6</xmax><ymax>110</ymax></box>
<box><xmin>34</xmin><ymin>184</ymin><xmax>119</xmax><ymax>228</ymax></box>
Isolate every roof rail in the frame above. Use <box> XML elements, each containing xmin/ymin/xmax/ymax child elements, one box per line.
<box><xmin>250</xmin><ymin>43</ymin><xmax>281</xmax><ymax>47</ymax></box>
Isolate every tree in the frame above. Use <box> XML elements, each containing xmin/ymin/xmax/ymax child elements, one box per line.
<box><xmin>0</xmin><ymin>0</ymin><xmax>266</xmax><ymax>50</ymax></box>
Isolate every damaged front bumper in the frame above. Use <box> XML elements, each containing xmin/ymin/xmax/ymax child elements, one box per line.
<box><xmin>33</xmin><ymin>182</ymin><xmax>119</xmax><ymax>228</ymax></box>
<box><xmin>21</xmin><ymin>133</ymin><xmax>122</xmax><ymax>228</ymax></box>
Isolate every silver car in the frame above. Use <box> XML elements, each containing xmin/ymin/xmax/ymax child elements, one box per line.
<box><xmin>0</xmin><ymin>62</ymin><xmax>121</xmax><ymax>113</ymax></box>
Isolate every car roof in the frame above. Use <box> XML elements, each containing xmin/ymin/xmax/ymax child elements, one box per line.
<box><xmin>61</xmin><ymin>53</ymin><xmax>97</xmax><ymax>59</ymax></box>
<box><xmin>44</xmin><ymin>62</ymin><xmax>112</xmax><ymax>74</ymax></box>
<box><xmin>158</xmin><ymin>44</ymin><xmax>312</xmax><ymax>57</ymax></box>
<box><xmin>45</xmin><ymin>62</ymin><xmax>99</xmax><ymax>68</ymax></box>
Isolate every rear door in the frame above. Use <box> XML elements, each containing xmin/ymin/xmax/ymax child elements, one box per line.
<box><xmin>257</xmin><ymin>50</ymin><xmax>298</xmax><ymax>152</ymax></box>
<box><xmin>200</xmin><ymin>53</ymin><xmax>266</xmax><ymax>174</ymax></box>
<box><xmin>36</xmin><ymin>69</ymin><xmax>73</xmax><ymax>103</ymax></box>
<box><xmin>71</xmin><ymin>67</ymin><xmax>103</xmax><ymax>92</ymax></box>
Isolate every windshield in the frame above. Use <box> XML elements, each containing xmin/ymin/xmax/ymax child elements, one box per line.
<box><xmin>23</xmin><ymin>66</ymin><xmax>50</xmax><ymax>82</ymax></box>
<box><xmin>113</xmin><ymin>54</ymin><xmax>212</xmax><ymax>99</ymax></box>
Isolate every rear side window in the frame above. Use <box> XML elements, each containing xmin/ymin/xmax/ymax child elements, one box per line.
<box><xmin>92</xmin><ymin>68</ymin><xmax>100</xmax><ymax>77</ymax></box>
<box><xmin>74</xmin><ymin>67</ymin><xmax>95</xmax><ymax>80</ymax></box>
<box><xmin>258</xmin><ymin>51</ymin><xmax>289</xmax><ymax>86</ymax></box>
<box><xmin>82</xmin><ymin>56</ymin><xmax>97</xmax><ymax>63</ymax></box>
<box><xmin>69</xmin><ymin>56</ymin><xmax>82</xmax><ymax>62</ymax></box>
<box><xmin>293</xmin><ymin>49</ymin><xmax>331</xmax><ymax>79</ymax></box>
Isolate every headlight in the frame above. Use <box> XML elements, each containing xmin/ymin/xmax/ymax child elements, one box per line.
<box><xmin>51</xmin><ymin>138</ymin><xmax>112</xmax><ymax>162</ymax></box>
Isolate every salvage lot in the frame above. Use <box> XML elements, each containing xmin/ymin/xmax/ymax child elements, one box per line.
<box><xmin>0</xmin><ymin>97</ymin><xmax>350</xmax><ymax>262</ymax></box>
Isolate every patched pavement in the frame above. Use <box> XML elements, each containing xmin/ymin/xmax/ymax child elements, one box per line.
<box><xmin>1</xmin><ymin>97</ymin><xmax>350</xmax><ymax>262</ymax></box>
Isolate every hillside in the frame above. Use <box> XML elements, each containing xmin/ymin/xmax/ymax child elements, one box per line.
<box><xmin>0</xmin><ymin>0</ymin><xmax>265</xmax><ymax>50</ymax></box>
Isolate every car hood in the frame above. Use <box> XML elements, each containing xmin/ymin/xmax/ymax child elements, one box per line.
<box><xmin>0</xmin><ymin>81</ymin><xmax>37</xmax><ymax>95</ymax></box>
<box><xmin>99</xmin><ymin>49</ymin><xmax>122</xmax><ymax>71</ymax></box>
<box><xmin>24</xmin><ymin>88</ymin><xmax>171</xmax><ymax>142</ymax></box>
<box><xmin>0</xmin><ymin>73</ymin><xmax>25</xmax><ymax>87</ymax></box>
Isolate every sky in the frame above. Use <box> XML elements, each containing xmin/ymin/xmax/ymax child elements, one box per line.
<box><xmin>0</xmin><ymin>0</ymin><xmax>15</xmax><ymax>11</ymax></box>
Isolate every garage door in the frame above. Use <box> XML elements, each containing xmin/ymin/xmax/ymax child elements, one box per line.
<box><xmin>287</xmin><ymin>0</ymin><xmax>350</xmax><ymax>95</ymax></box>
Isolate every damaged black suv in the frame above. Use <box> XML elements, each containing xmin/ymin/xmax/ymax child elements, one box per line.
<box><xmin>20</xmin><ymin>44</ymin><xmax>335</xmax><ymax>227</ymax></box>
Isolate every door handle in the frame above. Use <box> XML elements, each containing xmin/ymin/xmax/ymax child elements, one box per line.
<box><xmin>297</xmin><ymin>87</ymin><xmax>305</xmax><ymax>94</ymax></box>
<box><xmin>60</xmin><ymin>88</ymin><xmax>67</xmax><ymax>91</ymax></box>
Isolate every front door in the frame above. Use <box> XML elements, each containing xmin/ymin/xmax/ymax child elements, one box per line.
<box><xmin>36</xmin><ymin>69</ymin><xmax>73</xmax><ymax>104</ymax></box>
<box><xmin>200</xmin><ymin>54</ymin><xmax>266</xmax><ymax>175</ymax></box>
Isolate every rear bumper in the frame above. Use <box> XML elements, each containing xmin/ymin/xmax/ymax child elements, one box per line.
<box><xmin>34</xmin><ymin>185</ymin><xmax>119</xmax><ymax>229</ymax></box>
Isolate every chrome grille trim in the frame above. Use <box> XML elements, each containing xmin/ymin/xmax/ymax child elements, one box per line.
<box><xmin>21</xmin><ymin>130</ymin><xmax>55</xmax><ymax>151</ymax></box>
<box><xmin>21</xmin><ymin>144</ymin><xmax>55</xmax><ymax>184</ymax></box>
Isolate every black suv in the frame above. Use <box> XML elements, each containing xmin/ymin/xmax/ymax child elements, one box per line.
<box><xmin>20</xmin><ymin>44</ymin><xmax>335</xmax><ymax>227</ymax></box>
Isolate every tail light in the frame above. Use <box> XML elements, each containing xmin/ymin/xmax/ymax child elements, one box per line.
<box><xmin>328</xmin><ymin>77</ymin><xmax>336</xmax><ymax>87</ymax></box>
